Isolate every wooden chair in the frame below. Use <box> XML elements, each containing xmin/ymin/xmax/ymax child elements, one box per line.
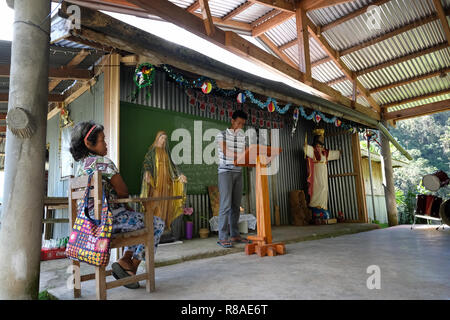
<box><xmin>68</xmin><ymin>171</ymin><xmax>180</xmax><ymax>300</ymax></box>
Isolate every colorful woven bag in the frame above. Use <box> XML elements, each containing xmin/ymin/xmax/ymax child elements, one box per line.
<box><xmin>66</xmin><ymin>174</ymin><xmax>113</xmax><ymax>267</ymax></box>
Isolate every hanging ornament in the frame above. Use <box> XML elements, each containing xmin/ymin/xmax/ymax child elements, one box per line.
<box><xmin>252</xmin><ymin>115</ymin><xmax>257</xmax><ymax>125</ymax></box>
<box><xmin>280</xmin><ymin>121</ymin><xmax>284</xmax><ymax>129</ymax></box>
<box><xmin>219</xmin><ymin>107</ymin><xmax>225</xmax><ymax>117</ymax></box>
<box><xmin>237</xmin><ymin>92</ymin><xmax>246</xmax><ymax>104</ymax></box>
<box><xmin>208</xmin><ymin>103</ymin><xmax>215</xmax><ymax>114</ymax></box>
<box><xmin>291</xmin><ymin>108</ymin><xmax>300</xmax><ymax>137</ymax></box>
<box><xmin>266</xmin><ymin>120</ymin><xmax>271</xmax><ymax>128</ymax></box>
<box><xmin>228</xmin><ymin>107</ymin><xmax>234</xmax><ymax>118</ymax></box>
<box><xmin>201</xmin><ymin>81</ymin><xmax>212</xmax><ymax>94</ymax></box>
<box><xmin>267</xmin><ymin>101</ymin><xmax>276</xmax><ymax>112</ymax></box>
<box><xmin>335</xmin><ymin>119</ymin><xmax>342</xmax><ymax>127</ymax></box>
<box><xmin>132</xmin><ymin>63</ymin><xmax>155</xmax><ymax>101</ymax></box>
<box><xmin>259</xmin><ymin>118</ymin><xmax>264</xmax><ymax>127</ymax></box>
<box><xmin>314</xmin><ymin>114</ymin><xmax>322</xmax><ymax>123</ymax></box>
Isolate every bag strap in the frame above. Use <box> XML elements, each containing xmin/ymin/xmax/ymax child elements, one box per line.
<box><xmin>82</xmin><ymin>173</ymin><xmax>98</xmax><ymax>223</ymax></box>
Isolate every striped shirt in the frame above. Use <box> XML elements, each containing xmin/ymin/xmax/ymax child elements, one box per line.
<box><xmin>216</xmin><ymin>128</ymin><xmax>247</xmax><ymax>173</ymax></box>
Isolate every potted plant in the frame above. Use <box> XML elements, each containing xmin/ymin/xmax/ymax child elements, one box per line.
<box><xmin>183</xmin><ymin>207</ymin><xmax>194</xmax><ymax>240</ymax></box>
<box><xmin>198</xmin><ymin>215</ymin><xmax>210</xmax><ymax>239</ymax></box>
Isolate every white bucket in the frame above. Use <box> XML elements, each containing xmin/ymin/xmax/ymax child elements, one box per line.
<box><xmin>238</xmin><ymin>220</ymin><xmax>248</xmax><ymax>234</ymax></box>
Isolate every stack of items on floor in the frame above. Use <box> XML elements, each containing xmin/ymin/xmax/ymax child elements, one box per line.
<box><xmin>289</xmin><ymin>190</ymin><xmax>338</xmax><ymax>225</ymax></box>
<box><xmin>41</xmin><ymin>237</ymin><xmax>69</xmax><ymax>261</ymax></box>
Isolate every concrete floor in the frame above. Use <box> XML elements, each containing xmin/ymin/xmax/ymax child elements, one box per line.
<box><xmin>40</xmin><ymin>224</ymin><xmax>450</xmax><ymax>300</ymax></box>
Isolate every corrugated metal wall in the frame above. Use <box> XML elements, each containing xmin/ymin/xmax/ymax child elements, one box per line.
<box><xmin>325</xmin><ymin>126</ymin><xmax>359</xmax><ymax>220</ymax></box>
<box><xmin>120</xmin><ymin>67</ymin><xmax>361</xmax><ymax>236</ymax></box>
<box><xmin>46</xmin><ymin>74</ymin><xmax>104</xmax><ymax>239</ymax></box>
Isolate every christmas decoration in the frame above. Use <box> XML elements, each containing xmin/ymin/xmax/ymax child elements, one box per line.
<box><xmin>201</xmin><ymin>81</ymin><xmax>212</xmax><ymax>94</ymax></box>
<box><xmin>132</xmin><ymin>63</ymin><xmax>155</xmax><ymax>101</ymax></box>
<box><xmin>237</xmin><ymin>92</ymin><xmax>246</xmax><ymax>104</ymax></box>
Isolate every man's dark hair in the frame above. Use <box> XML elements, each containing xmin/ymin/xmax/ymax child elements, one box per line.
<box><xmin>69</xmin><ymin>121</ymin><xmax>104</xmax><ymax>162</ymax></box>
<box><xmin>232</xmin><ymin>110</ymin><xmax>248</xmax><ymax>120</ymax></box>
<box><xmin>313</xmin><ymin>135</ymin><xmax>325</xmax><ymax>146</ymax></box>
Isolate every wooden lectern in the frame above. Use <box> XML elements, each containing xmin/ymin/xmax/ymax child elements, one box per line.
<box><xmin>235</xmin><ymin>144</ymin><xmax>286</xmax><ymax>257</ymax></box>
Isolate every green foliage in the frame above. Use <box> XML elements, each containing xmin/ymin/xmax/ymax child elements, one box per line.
<box><xmin>38</xmin><ymin>290</ymin><xmax>58</xmax><ymax>300</ymax></box>
<box><xmin>389</xmin><ymin>112</ymin><xmax>450</xmax><ymax>224</ymax></box>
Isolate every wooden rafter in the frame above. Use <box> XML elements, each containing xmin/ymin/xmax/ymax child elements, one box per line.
<box><xmin>187</xmin><ymin>0</ymin><xmax>200</xmax><ymax>13</ymax></box>
<box><xmin>49</xmin><ymin>49</ymin><xmax>90</xmax><ymax>92</ymax></box>
<box><xmin>433</xmin><ymin>0</ymin><xmax>450</xmax><ymax>46</ymax></box>
<box><xmin>0</xmin><ymin>93</ymin><xmax>64</xmax><ymax>103</ymax></box>
<box><xmin>258</xmin><ymin>34</ymin><xmax>298</xmax><ymax>68</ymax></box>
<box><xmin>252</xmin><ymin>11</ymin><xmax>294</xmax><ymax>37</ymax></box>
<box><xmin>382</xmin><ymin>89</ymin><xmax>450</xmax><ymax>110</ymax></box>
<box><xmin>198</xmin><ymin>0</ymin><xmax>215</xmax><ymax>36</ymax></box>
<box><xmin>223</xmin><ymin>1</ymin><xmax>254</xmax><ymax>21</ymax></box>
<box><xmin>321</xmin><ymin>0</ymin><xmax>390</xmax><ymax>32</ymax></box>
<box><xmin>370</xmin><ymin>67</ymin><xmax>450</xmax><ymax>94</ymax></box>
<box><xmin>251</xmin><ymin>9</ymin><xmax>281</xmax><ymax>27</ymax></box>
<box><xmin>63</xmin><ymin>1</ymin><xmax>380</xmax><ymax>121</ymax></box>
<box><xmin>0</xmin><ymin>64</ymin><xmax>91</xmax><ymax>81</ymax></box>
<box><xmin>384</xmin><ymin>99</ymin><xmax>450</xmax><ymax>121</ymax></box>
<box><xmin>300</xmin><ymin>0</ymin><xmax>357</xmax><ymax>12</ymax></box>
<box><xmin>248</xmin><ymin>0</ymin><xmax>295</xmax><ymax>13</ymax></box>
<box><xmin>306</xmin><ymin>17</ymin><xmax>381</xmax><ymax>112</ymax></box>
<box><xmin>295</xmin><ymin>3</ymin><xmax>311</xmax><ymax>84</ymax></box>
<box><xmin>356</xmin><ymin>42</ymin><xmax>449</xmax><ymax>77</ymax></box>
<box><xmin>340</xmin><ymin>11</ymin><xmax>449</xmax><ymax>56</ymax></box>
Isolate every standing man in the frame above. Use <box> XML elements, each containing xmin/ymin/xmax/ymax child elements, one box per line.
<box><xmin>216</xmin><ymin>110</ymin><xmax>251</xmax><ymax>248</ymax></box>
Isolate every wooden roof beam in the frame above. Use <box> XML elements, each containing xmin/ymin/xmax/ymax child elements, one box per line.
<box><xmin>187</xmin><ymin>0</ymin><xmax>200</xmax><ymax>13</ymax></box>
<box><xmin>198</xmin><ymin>0</ymin><xmax>215</xmax><ymax>36</ymax></box>
<box><xmin>356</xmin><ymin>42</ymin><xmax>449</xmax><ymax>77</ymax></box>
<box><xmin>49</xmin><ymin>49</ymin><xmax>90</xmax><ymax>92</ymax></box>
<box><xmin>370</xmin><ymin>67</ymin><xmax>450</xmax><ymax>94</ymax></box>
<box><xmin>248</xmin><ymin>0</ymin><xmax>295</xmax><ymax>13</ymax></box>
<box><xmin>64</xmin><ymin>1</ymin><xmax>380</xmax><ymax>121</ymax></box>
<box><xmin>300</xmin><ymin>0</ymin><xmax>358</xmax><ymax>12</ymax></box>
<box><xmin>321</xmin><ymin>0</ymin><xmax>390</xmax><ymax>32</ymax></box>
<box><xmin>0</xmin><ymin>64</ymin><xmax>92</xmax><ymax>81</ymax></box>
<box><xmin>252</xmin><ymin>11</ymin><xmax>294</xmax><ymax>36</ymax></box>
<box><xmin>307</xmin><ymin>16</ymin><xmax>381</xmax><ymax>113</ymax></box>
<box><xmin>223</xmin><ymin>1</ymin><xmax>255</xmax><ymax>21</ymax></box>
<box><xmin>382</xmin><ymin>89</ymin><xmax>450</xmax><ymax>110</ymax></box>
<box><xmin>251</xmin><ymin>9</ymin><xmax>281</xmax><ymax>27</ymax></box>
<box><xmin>0</xmin><ymin>93</ymin><xmax>64</xmax><ymax>103</ymax></box>
<box><xmin>258</xmin><ymin>34</ymin><xmax>298</xmax><ymax>68</ymax></box>
<box><xmin>296</xmin><ymin>3</ymin><xmax>311</xmax><ymax>84</ymax></box>
<box><xmin>384</xmin><ymin>99</ymin><xmax>450</xmax><ymax>121</ymax></box>
<box><xmin>433</xmin><ymin>0</ymin><xmax>450</xmax><ymax>46</ymax></box>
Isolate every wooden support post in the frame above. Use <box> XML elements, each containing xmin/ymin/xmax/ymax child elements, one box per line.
<box><xmin>351</xmin><ymin>133</ymin><xmax>368</xmax><ymax>223</ymax></box>
<box><xmin>380</xmin><ymin>120</ymin><xmax>399</xmax><ymax>226</ymax></box>
<box><xmin>198</xmin><ymin>0</ymin><xmax>215</xmax><ymax>36</ymax></box>
<box><xmin>103</xmin><ymin>54</ymin><xmax>121</xmax><ymax>167</ymax></box>
<box><xmin>295</xmin><ymin>3</ymin><xmax>311</xmax><ymax>85</ymax></box>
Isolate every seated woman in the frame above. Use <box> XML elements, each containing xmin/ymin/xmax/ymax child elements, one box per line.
<box><xmin>69</xmin><ymin>121</ymin><xmax>165</xmax><ymax>289</ymax></box>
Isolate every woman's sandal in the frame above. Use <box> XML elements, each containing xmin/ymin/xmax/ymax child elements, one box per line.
<box><xmin>217</xmin><ymin>240</ymin><xmax>233</xmax><ymax>248</ymax></box>
<box><xmin>111</xmin><ymin>262</ymin><xmax>140</xmax><ymax>289</ymax></box>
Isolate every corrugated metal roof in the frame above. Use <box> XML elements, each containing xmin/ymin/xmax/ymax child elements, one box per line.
<box><xmin>231</xmin><ymin>3</ymin><xmax>271</xmax><ymax>23</ymax></box>
<box><xmin>50</xmin><ymin>0</ymin><xmax>450</xmax><ymax>120</ymax></box>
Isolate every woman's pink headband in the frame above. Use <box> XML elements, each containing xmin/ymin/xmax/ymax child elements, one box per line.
<box><xmin>84</xmin><ymin>125</ymin><xmax>97</xmax><ymax>145</ymax></box>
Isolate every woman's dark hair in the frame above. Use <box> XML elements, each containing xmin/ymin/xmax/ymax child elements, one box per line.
<box><xmin>232</xmin><ymin>110</ymin><xmax>248</xmax><ymax>120</ymax></box>
<box><xmin>69</xmin><ymin>121</ymin><xmax>104</xmax><ymax>162</ymax></box>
